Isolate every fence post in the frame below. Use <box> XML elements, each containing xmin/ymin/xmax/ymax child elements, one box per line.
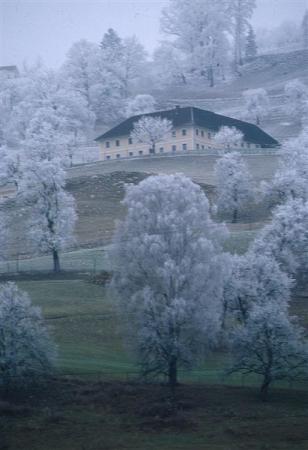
<box><xmin>92</xmin><ymin>257</ymin><xmax>97</xmax><ymax>275</ymax></box>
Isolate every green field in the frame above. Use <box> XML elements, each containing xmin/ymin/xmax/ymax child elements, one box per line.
<box><xmin>12</xmin><ymin>277</ymin><xmax>307</xmax><ymax>386</ymax></box>
<box><xmin>1</xmin><ymin>277</ymin><xmax>307</xmax><ymax>450</ymax></box>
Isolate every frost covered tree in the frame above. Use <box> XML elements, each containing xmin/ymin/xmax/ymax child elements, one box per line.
<box><xmin>121</xmin><ymin>36</ymin><xmax>147</xmax><ymax>97</ymax></box>
<box><xmin>302</xmin><ymin>10</ymin><xmax>308</xmax><ymax>49</ymax></box>
<box><xmin>62</xmin><ymin>40</ymin><xmax>124</xmax><ymax>125</ymax></box>
<box><xmin>0</xmin><ymin>68</ymin><xmax>39</xmax><ymax>146</ymax></box>
<box><xmin>130</xmin><ymin>116</ymin><xmax>173</xmax><ymax>154</ymax></box>
<box><xmin>284</xmin><ymin>79</ymin><xmax>308</xmax><ymax>120</ymax></box>
<box><xmin>61</xmin><ymin>39</ymin><xmax>98</xmax><ymax>104</ymax></box>
<box><xmin>161</xmin><ymin>0</ymin><xmax>231</xmax><ymax>86</ymax></box>
<box><xmin>243</xmin><ymin>88</ymin><xmax>270</xmax><ymax>125</ymax></box>
<box><xmin>262</xmin><ymin>129</ymin><xmax>308</xmax><ymax>205</ymax></box>
<box><xmin>214</xmin><ymin>151</ymin><xmax>255</xmax><ymax>223</ymax></box>
<box><xmin>214</xmin><ymin>126</ymin><xmax>244</xmax><ymax>151</ymax></box>
<box><xmin>222</xmin><ymin>251</ymin><xmax>292</xmax><ymax>326</ymax></box>
<box><xmin>0</xmin><ymin>146</ymin><xmax>23</xmax><ymax>190</ymax></box>
<box><xmin>0</xmin><ymin>283</ymin><xmax>56</xmax><ymax>389</ymax></box>
<box><xmin>153</xmin><ymin>42</ymin><xmax>188</xmax><ymax>86</ymax></box>
<box><xmin>110</xmin><ymin>174</ymin><xmax>228</xmax><ymax>387</ymax></box>
<box><xmin>251</xmin><ymin>198</ymin><xmax>308</xmax><ymax>275</ymax></box>
<box><xmin>20</xmin><ymin>160</ymin><xmax>76</xmax><ymax>272</ymax></box>
<box><xmin>256</xmin><ymin>21</ymin><xmax>301</xmax><ymax>55</ymax></box>
<box><xmin>100</xmin><ymin>29</ymin><xmax>147</xmax><ymax>98</ymax></box>
<box><xmin>229</xmin><ymin>303</ymin><xmax>308</xmax><ymax>400</ymax></box>
<box><xmin>0</xmin><ymin>63</ymin><xmax>94</xmax><ymax>158</ymax></box>
<box><xmin>100</xmin><ymin>28</ymin><xmax>124</xmax><ymax>61</ymax></box>
<box><xmin>245</xmin><ymin>25</ymin><xmax>258</xmax><ymax>61</ymax></box>
<box><xmin>24</xmin><ymin>107</ymin><xmax>70</xmax><ymax>165</ymax></box>
<box><xmin>52</xmin><ymin>88</ymin><xmax>95</xmax><ymax>165</ymax></box>
<box><xmin>229</xmin><ymin>0</ymin><xmax>256</xmax><ymax>67</ymax></box>
<box><xmin>125</xmin><ymin>95</ymin><xmax>156</xmax><ymax>118</ymax></box>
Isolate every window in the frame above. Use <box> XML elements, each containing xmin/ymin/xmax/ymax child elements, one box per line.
<box><xmin>201</xmin><ymin>145</ymin><xmax>205</xmax><ymax>150</ymax></box>
<box><xmin>182</xmin><ymin>143</ymin><xmax>187</xmax><ymax>151</ymax></box>
<box><xmin>128</xmin><ymin>137</ymin><xmax>133</xmax><ymax>145</ymax></box>
<box><xmin>105</xmin><ymin>141</ymin><xmax>110</xmax><ymax>148</ymax></box>
<box><xmin>247</xmin><ymin>143</ymin><xmax>251</xmax><ymax>148</ymax></box>
<box><xmin>196</xmin><ymin>143</ymin><xmax>200</xmax><ymax>150</ymax></box>
<box><xmin>172</xmin><ymin>130</ymin><xmax>176</xmax><ymax>138</ymax></box>
<box><xmin>160</xmin><ymin>147</ymin><xmax>164</xmax><ymax>153</ymax></box>
<box><xmin>182</xmin><ymin>129</ymin><xmax>187</xmax><ymax>136</ymax></box>
<box><xmin>208</xmin><ymin>132</ymin><xmax>211</xmax><ymax>139</ymax></box>
<box><xmin>196</xmin><ymin>129</ymin><xmax>199</xmax><ymax>136</ymax></box>
<box><xmin>172</xmin><ymin>145</ymin><xmax>177</xmax><ymax>152</ymax></box>
<box><xmin>116</xmin><ymin>154</ymin><xmax>121</xmax><ymax>158</ymax></box>
<box><xmin>116</xmin><ymin>140</ymin><xmax>120</xmax><ymax>147</ymax></box>
<box><xmin>129</xmin><ymin>152</ymin><xmax>133</xmax><ymax>156</ymax></box>
<box><xmin>256</xmin><ymin>144</ymin><xmax>261</xmax><ymax>148</ymax></box>
<box><xmin>201</xmin><ymin>130</ymin><xmax>204</xmax><ymax>137</ymax></box>
<box><xmin>106</xmin><ymin>155</ymin><xmax>111</xmax><ymax>160</ymax></box>
<box><xmin>139</xmin><ymin>150</ymin><xmax>143</xmax><ymax>155</ymax></box>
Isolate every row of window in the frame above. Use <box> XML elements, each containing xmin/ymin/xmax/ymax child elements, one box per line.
<box><xmin>105</xmin><ymin>132</ymin><xmax>187</xmax><ymax>149</ymax></box>
<box><xmin>105</xmin><ymin>143</ymin><xmax>190</xmax><ymax>159</ymax></box>
<box><xmin>196</xmin><ymin>129</ymin><xmax>211</xmax><ymax>139</ymax></box>
<box><xmin>104</xmin><ymin>140</ymin><xmax>262</xmax><ymax>160</ymax></box>
<box><xmin>104</xmin><ymin>129</ymin><xmax>263</xmax><ymax>149</ymax></box>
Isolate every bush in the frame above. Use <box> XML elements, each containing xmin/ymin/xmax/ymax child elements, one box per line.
<box><xmin>0</xmin><ymin>283</ymin><xmax>57</xmax><ymax>391</ymax></box>
<box><xmin>88</xmin><ymin>270</ymin><xmax>112</xmax><ymax>286</ymax></box>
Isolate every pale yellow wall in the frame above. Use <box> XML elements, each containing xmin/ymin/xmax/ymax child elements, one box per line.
<box><xmin>98</xmin><ymin>124</ymin><xmax>261</xmax><ymax>160</ymax></box>
<box><xmin>193</xmin><ymin>126</ymin><xmax>261</xmax><ymax>151</ymax></box>
<box><xmin>98</xmin><ymin>125</ymin><xmax>195</xmax><ymax>160</ymax></box>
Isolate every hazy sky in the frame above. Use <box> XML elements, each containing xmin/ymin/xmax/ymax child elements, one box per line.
<box><xmin>1</xmin><ymin>0</ymin><xmax>307</xmax><ymax>68</ymax></box>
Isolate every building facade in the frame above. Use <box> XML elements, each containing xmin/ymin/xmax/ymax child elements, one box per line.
<box><xmin>95</xmin><ymin>106</ymin><xmax>279</xmax><ymax>161</ymax></box>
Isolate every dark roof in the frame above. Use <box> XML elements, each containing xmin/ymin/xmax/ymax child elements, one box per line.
<box><xmin>0</xmin><ymin>65</ymin><xmax>19</xmax><ymax>73</ymax></box>
<box><xmin>95</xmin><ymin>106</ymin><xmax>279</xmax><ymax>148</ymax></box>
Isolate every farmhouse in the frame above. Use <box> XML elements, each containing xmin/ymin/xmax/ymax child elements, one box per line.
<box><xmin>95</xmin><ymin>106</ymin><xmax>279</xmax><ymax>160</ymax></box>
<box><xmin>0</xmin><ymin>65</ymin><xmax>19</xmax><ymax>78</ymax></box>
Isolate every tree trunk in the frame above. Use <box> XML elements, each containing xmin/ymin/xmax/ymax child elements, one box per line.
<box><xmin>260</xmin><ymin>377</ymin><xmax>271</xmax><ymax>401</ymax></box>
<box><xmin>168</xmin><ymin>358</ymin><xmax>178</xmax><ymax>388</ymax></box>
<box><xmin>181</xmin><ymin>73</ymin><xmax>187</xmax><ymax>85</ymax></box>
<box><xmin>53</xmin><ymin>249</ymin><xmax>61</xmax><ymax>273</ymax></box>
<box><xmin>208</xmin><ymin>67</ymin><xmax>214</xmax><ymax>87</ymax></box>
<box><xmin>232</xmin><ymin>208</ymin><xmax>238</xmax><ymax>224</ymax></box>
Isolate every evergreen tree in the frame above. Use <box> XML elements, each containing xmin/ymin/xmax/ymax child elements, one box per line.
<box><xmin>302</xmin><ymin>10</ymin><xmax>308</xmax><ymax>49</ymax></box>
<box><xmin>229</xmin><ymin>0</ymin><xmax>256</xmax><ymax>67</ymax></box>
<box><xmin>245</xmin><ymin>25</ymin><xmax>258</xmax><ymax>61</ymax></box>
<box><xmin>100</xmin><ymin>28</ymin><xmax>124</xmax><ymax>61</ymax></box>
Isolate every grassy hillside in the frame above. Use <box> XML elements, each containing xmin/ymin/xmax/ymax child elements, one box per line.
<box><xmin>152</xmin><ymin>50</ymin><xmax>308</xmax><ymax>142</ymax></box>
<box><xmin>68</xmin><ymin>154</ymin><xmax>280</xmax><ymax>184</ymax></box>
<box><xmin>4</xmin><ymin>154</ymin><xmax>278</xmax><ymax>260</ymax></box>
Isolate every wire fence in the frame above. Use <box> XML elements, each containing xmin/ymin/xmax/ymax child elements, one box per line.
<box><xmin>2</xmin><ymin>367</ymin><xmax>308</xmax><ymax>394</ymax></box>
<box><xmin>0</xmin><ymin>247</ymin><xmax>110</xmax><ymax>276</ymax></box>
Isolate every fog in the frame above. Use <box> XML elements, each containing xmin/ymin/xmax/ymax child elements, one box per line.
<box><xmin>1</xmin><ymin>0</ymin><xmax>307</xmax><ymax>68</ymax></box>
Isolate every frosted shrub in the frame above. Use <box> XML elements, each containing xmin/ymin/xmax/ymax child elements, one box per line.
<box><xmin>0</xmin><ymin>283</ymin><xmax>56</xmax><ymax>390</ymax></box>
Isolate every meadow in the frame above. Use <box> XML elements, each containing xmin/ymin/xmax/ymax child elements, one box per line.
<box><xmin>2</xmin><ymin>153</ymin><xmax>308</xmax><ymax>450</ymax></box>
<box><xmin>1</xmin><ymin>276</ymin><xmax>308</xmax><ymax>450</ymax></box>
